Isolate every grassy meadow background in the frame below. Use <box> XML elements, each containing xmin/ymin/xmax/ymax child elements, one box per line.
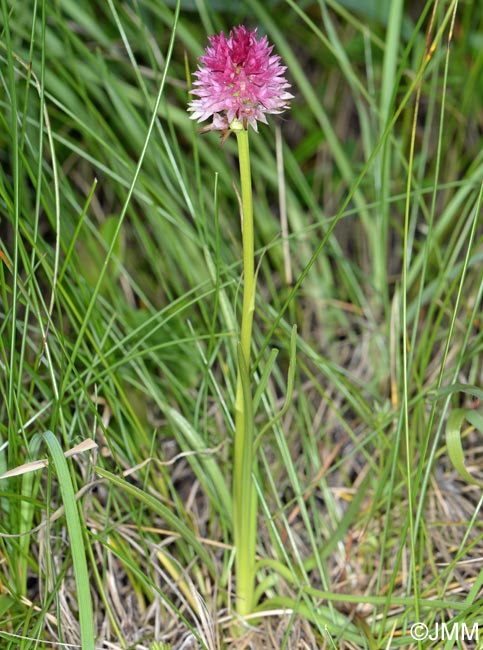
<box><xmin>2</xmin><ymin>0</ymin><xmax>483</xmax><ymax>648</ymax></box>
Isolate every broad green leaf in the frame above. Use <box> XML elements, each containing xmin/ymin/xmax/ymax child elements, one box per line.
<box><xmin>446</xmin><ymin>409</ymin><xmax>483</xmax><ymax>488</ymax></box>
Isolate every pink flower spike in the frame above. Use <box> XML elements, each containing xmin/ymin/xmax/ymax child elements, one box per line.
<box><xmin>188</xmin><ymin>25</ymin><xmax>293</xmax><ymax>134</ymax></box>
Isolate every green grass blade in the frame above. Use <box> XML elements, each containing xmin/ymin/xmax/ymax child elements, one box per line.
<box><xmin>94</xmin><ymin>465</ymin><xmax>215</xmax><ymax>573</ymax></box>
<box><xmin>446</xmin><ymin>409</ymin><xmax>483</xmax><ymax>488</ymax></box>
<box><xmin>40</xmin><ymin>430</ymin><xmax>95</xmax><ymax>650</ymax></box>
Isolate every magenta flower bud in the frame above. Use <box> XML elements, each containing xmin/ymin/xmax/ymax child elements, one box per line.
<box><xmin>188</xmin><ymin>25</ymin><xmax>293</xmax><ymax>133</ymax></box>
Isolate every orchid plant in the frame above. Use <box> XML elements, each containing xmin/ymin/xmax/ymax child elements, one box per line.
<box><xmin>189</xmin><ymin>26</ymin><xmax>292</xmax><ymax>619</ymax></box>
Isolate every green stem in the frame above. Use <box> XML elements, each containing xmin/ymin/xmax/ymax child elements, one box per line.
<box><xmin>232</xmin><ymin>122</ymin><xmax>257</xmax><ymax>618</ymax></box>
<box><xmin>235</xmin><ymin>125</ymin><xmax>255</xmax><ymax>365</ymax></box>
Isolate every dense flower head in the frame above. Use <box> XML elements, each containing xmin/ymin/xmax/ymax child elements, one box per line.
<box><xmin>188</xmin><ymin>25</ymin><xmax>293</xmax><ymax>133</ymax></box>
